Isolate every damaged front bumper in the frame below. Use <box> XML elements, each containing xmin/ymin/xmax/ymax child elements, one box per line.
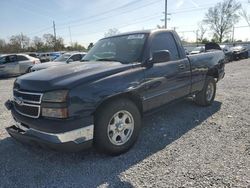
<box><xmin>5</xmin><ymin>100</ymin><xmax>94</xmax><ymax>152</ymax></box>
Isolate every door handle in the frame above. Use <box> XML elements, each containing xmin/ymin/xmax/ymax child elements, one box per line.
<box><xmin>178</xmin><ymin>64</ymin><xmax>185</xmax><ymax>69</ymax></box>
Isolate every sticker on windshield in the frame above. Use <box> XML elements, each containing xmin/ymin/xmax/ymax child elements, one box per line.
<box><xmin>127</xmin><ymin>34</ymin><xmax>145</xmax><ymax>40</ymax></box>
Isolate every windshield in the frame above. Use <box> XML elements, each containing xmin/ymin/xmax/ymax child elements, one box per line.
<box><xmin>82</xmin><ymin>34</ymin><xmax>147</xmax><ymax>64</ymax></box>
<box><xmin>53</xmin><ymin>54</ymin><xmax>71</xmax><ymax>62</ymax></box>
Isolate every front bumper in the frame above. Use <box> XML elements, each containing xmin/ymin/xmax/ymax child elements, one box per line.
<box><xmin>5</xmin><ymin>100</ymin><xmax>94</xmax><ymax>152</ymax></box>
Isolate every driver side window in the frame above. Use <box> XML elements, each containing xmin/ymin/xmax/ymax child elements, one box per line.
<box><xmin>151</xmin><ymin>33</ymin><xmax>180</xmax><ymax>61</ymax></box>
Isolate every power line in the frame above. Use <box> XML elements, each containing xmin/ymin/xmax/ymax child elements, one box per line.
<box><xmin>22</xmin><ymin>0</ymin><xmax>250</xmax><ymax>40</ymax></box>
<box><xmin>26</xmin><ymin>26</ymin><xmax>53</xmax><ymax>36</ymax></box>
<box><xmin>56</xmin><ymin>0</ymin><xmax>160</xmax><ymax>31</ymax></box>
<box><xmin>56</xmin><ymin>0</ymin><xmax>158</xmax><ymax>27</ymax></box>
<box><xmin>59</xmin><ymin>13</ymin><xmax>162</xmax><ymax>39</ymax></box>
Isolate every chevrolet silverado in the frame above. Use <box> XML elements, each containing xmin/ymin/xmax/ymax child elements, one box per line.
<box><xmin>5</xmin><ymin>29</ymin><xmax>225</xmax><ymax>155</ymax></box>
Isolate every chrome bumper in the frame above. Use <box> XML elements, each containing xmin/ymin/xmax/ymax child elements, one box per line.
<box><xmin>7</xmin><ymin>120</ymin><xmax>94</xmax><ymax>152</ymax></box>
<box><xmin>13</xmin><ymin>120</ymin><xmax>94</xmax><ymax>144</ymax></box>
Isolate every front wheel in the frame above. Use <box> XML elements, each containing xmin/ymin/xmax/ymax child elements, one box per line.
<box><xmin>194</xmin><ymin>76</ymin><xmax>216</xmax><ymax>106</ymax></box>
<box><xmin>94</xmin><ymin>98</ymin><xmax>141</xmax><ymax>155</ymax></box>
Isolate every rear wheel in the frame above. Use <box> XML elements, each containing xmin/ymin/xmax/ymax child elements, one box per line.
<box><xmin>94</xmin><ymin>98</ymin><xmax>141</xmax><ymax>155</ymax></box>
<box><xmin>194</xmin><ymin>76</ymin><xmax>216</xmax><ymax>106</ymax></box>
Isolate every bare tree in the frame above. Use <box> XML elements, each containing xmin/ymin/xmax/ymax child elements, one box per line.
<box><xmin>67</xmin><ymin>42</ymin><xmax>86</xmax><ymax>51</ymax></box>
<box><xmin>42</xmin><ymin>34</ymin><xmax>64</xmax><ymax>51</ymax></box>
<box><xmin>54</xmin><ymin>37</ymin><xmax>64</xmax><ymax>51</ymax></box>
<box><xmin>43</xmin><ymin>34</ymin><xmax>55</xmax><ymax>48</ymax></box>
<box><xmin>0</xmin><ymin>39</ymin><xmax>5</xmax><ymax>48</ymax></box>
<box><xmin>240</xmin><ymin>8</ymin><xmax>250</xmax><ymax>27</ymax></box>
<box><xmin>33</xmin><ymin>36</ymin><xmax>44</xmax><ymax>51</ymax></box>
<box><xmin>197</xmin><ymin>22</ymin><xmax>207</xmax><ymax>42</ymax></box>
<box><xmin>203</xmin><ymin>0</ymin><xmax>241</xmax><ymax>43</ymax></box>
<box><xmin>104</xmin><ymin>28</ymin><xmax>120</xmax><ymax>37</ymax></box>
<box><xmin>9</xmin><ymin>34</ymin><xmax>30</xmax><ymax>52</ymax></box>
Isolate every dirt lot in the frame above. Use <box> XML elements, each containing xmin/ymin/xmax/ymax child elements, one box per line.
<box><xmin>0</xmin><ymin>59</ymin><xmax>249</xmax><ymax>188</ymax></box>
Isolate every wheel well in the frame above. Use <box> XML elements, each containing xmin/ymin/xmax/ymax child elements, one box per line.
<box><xmin>94</xmin><ymin>93</ymin><xmax>143</xmax><ymax>116</ymax></box>
<box><xmin>26</xmin><ymin>66</ymin><xmax>32</xmax><ymax>73</ymax></box>
<box><xmin>207</xmin><ymin>68</ymin><xmax>219</xmax><ymax>79</ymax></box>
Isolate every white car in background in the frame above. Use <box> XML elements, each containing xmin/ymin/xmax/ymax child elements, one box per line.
<box><xmin>31</xmin><ymin>52</ymin><xmax>86</xmax><ymax>71</ymax></box>
<box><xmin>0</xmin><ymin>54</ymin><xmax>40</xmax><ymax>77</ymax></box>
<box><xmin>190</xmin><ymin>46</ymin><xmax>205</xmax><ymax>54</ymax></box>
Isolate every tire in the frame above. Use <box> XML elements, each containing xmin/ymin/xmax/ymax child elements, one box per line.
<box><xmin>245</xmin><ymin>52</ymin><xmax>248</xmax><ymax>59</ymax></box>
<box><xmin>194</xmin><ymin>76</ymin><xmax>216</xmax><ymax>106</ymax></box>
<box><xmin>94</xmin><ymin>98</ymin><xmax>141</xmax><ymax>155</ymax></box>
<box><xmin>26</xmin><ymin>67</ymin><xmax>32</xmax><ymax>73</ymax></box>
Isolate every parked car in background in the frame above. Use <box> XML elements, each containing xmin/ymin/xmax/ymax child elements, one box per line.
<box><xmin>190</xmin><ymin>46</ymin><xmax>205</xmax><ymax>54</ymax></box>
<box><xmin>26</xmin><ymin>52</ymin><xmax>39</xmax><ymax>58</ymax></box>
<box><xmin>37</xmin><ymin>53</ymin><xmax>53</xmax><ymax>63</ymax></box>
<box><xmin>0</xmin><ymin>54</ymin><xmax>40</xmax><ymax>77</ymax></box>
<box><xmin>231</xmin><ymin>46</ymin><xmax>249</xmax><ymax>60</ymax></box>
<box><xmin>50</xmin><ymin>52</ymin><xmax>63</xmax><ymax>61</ymax></box>
<box><xmin>31</xmin><ymin>52</ymin><xmax>86</xmax><ymax>71</ymax></box>
<box><xmin>220</xmin><ymin>45</ymin><xmax>233</xmax><ymax>63</ymax></box>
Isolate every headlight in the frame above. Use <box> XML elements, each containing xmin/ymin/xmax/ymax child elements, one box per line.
<box><xmin>42</xmin><ymin>90</ymin><xmax>68</xmax><ymax>103</ymax></box>
<box><xmin>42</xmin><ymin>108</ymin><xmax>68</xmax><ymax>118</ymax></box>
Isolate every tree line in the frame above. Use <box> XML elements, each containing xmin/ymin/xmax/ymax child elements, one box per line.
<box><xmin>0</xmin><ymin>33</ymin><xmax>92</xmax><ymax>54</ymax></box>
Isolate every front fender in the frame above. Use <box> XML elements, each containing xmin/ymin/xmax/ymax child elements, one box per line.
<box><xmin>68</xmin><ymin>65</ymin><xmax>145</xmax><ymax>118</ymax></box>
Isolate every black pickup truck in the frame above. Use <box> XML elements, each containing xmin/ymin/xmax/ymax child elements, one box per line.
<box><xmin>5</xmin><ymin>30</ymin><xmax>225</xmax><ymax>155</ymax></box>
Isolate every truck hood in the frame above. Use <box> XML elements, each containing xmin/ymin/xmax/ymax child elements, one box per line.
<box><xmin>15</xmin><ymin>61</ymin><xmax>133</xmax><ymax>91</ymax></box>
<box><xmin>31</xmin><ymin>61</ymin><xmax>67</xmax><ymax>71</ymax></box>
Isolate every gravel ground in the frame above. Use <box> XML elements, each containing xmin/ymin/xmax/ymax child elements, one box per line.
<box><xmin>0</xmin><ymin>59</ymin><xmax>249</xmax><ymax>188</ymax></box>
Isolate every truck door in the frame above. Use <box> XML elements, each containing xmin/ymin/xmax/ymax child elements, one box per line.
<box><xmin>143</xmin><ymin>32</ymin><xmax>191</xmax><ymax>111</ymax></box>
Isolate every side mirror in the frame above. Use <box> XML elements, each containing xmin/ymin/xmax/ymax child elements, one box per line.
<box><xmin>67</xmin><ymin>58</ymin><xmax>73</xmax><ymax>63</ymax></box>
<box><xmin>152</xmin><ymin>50</ymin><xmax>171</xmax><ymax>63</ymax></box>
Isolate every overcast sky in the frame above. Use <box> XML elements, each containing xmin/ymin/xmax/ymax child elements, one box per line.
<box><xmin>1</xmin><ymin>0</ymin><xmax>249</xmax><ymax>47</ymax></box>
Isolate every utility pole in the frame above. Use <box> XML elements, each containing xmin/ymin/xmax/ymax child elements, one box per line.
<box><xmin>53</xmin><ymin>21</ymin><xmax>57</xmax><ymax>40</ymax></box>
<box><xmin>165</xmin><ymin>0</ymin><xmax>168</xmax><ymax>29</ymax></box>
<box><xmin>20</xmin><ymin>32</ymin><xmax>24</xmax><ymax>50</ymax></box>
<box><xmin>53</xmin><ymin>21</ymin><xmax>57</xmax><ymax>50</ymax></box>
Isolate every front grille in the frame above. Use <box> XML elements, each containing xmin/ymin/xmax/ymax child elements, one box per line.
<box><xmin>13</xmin><ymin>90</ymin><xmax>43</xmax><ymax>118</ymax></box>
<box><xmin>14</xmin><ymin>102</ymin><xmax>40</xmax><ymax>118</ymax></box>
<box><xmin>14</xmin><ymin>90</ymin><xmax>42</xmax><ymax>103</ymax></box>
